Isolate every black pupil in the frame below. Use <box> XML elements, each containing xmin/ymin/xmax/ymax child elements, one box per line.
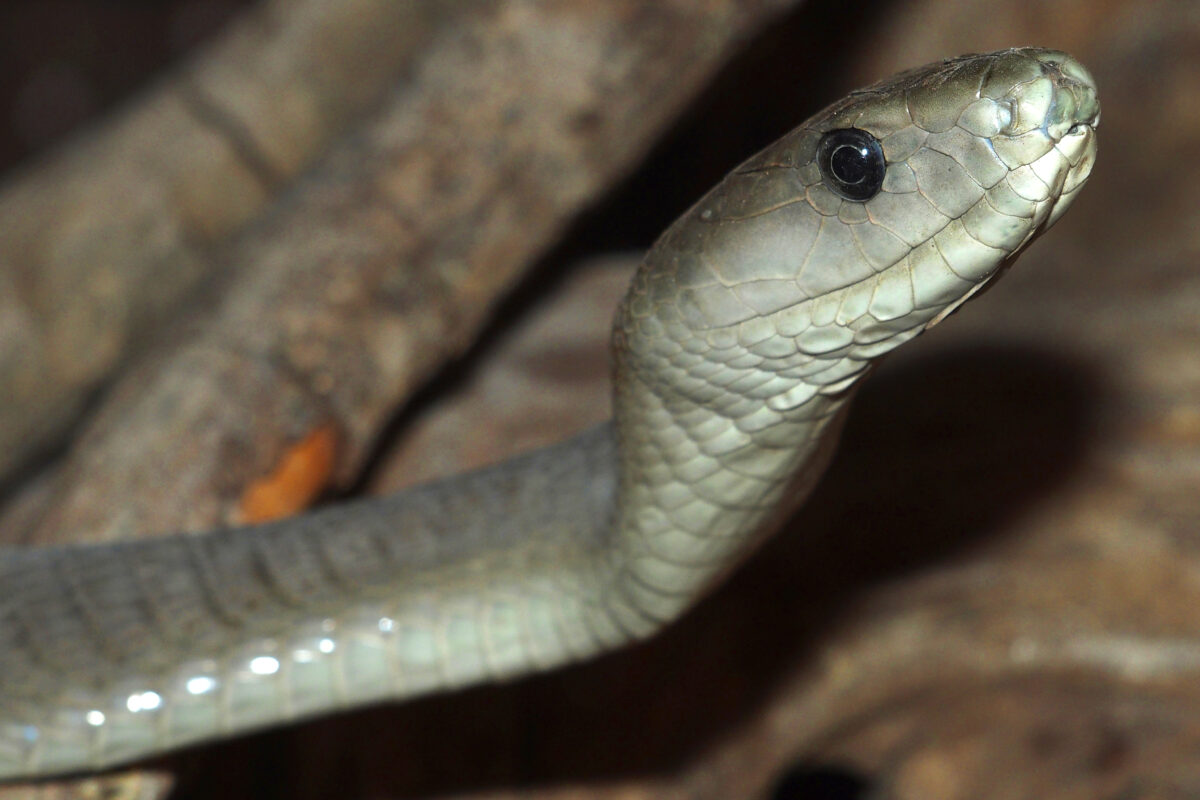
<box><xmin>816</xmin><ymin>128</ymin><xmax>886</xmax><ymax>202</ymax></box>
<box><xmin>829</xmin><ymin>143</ymin><xmax>871</xmax><ymax>185</ymax></box>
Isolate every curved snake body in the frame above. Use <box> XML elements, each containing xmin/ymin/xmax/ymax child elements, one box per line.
<box><xmin>0</xmin><ymin>48</ymin><xmax>1099</xmax><ymax>779</ymax></box>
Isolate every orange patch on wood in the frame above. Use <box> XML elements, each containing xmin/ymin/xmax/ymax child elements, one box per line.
<box><xmin>239</xmin><ymin>425</ymin><xmax>340</xmax><ymax>523</ymax></box>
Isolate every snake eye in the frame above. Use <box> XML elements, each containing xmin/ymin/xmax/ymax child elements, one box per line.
<box><xmin>816</xmin><ymin>128</ymin><xmax>886</xmax><ymax>201</ymax></box>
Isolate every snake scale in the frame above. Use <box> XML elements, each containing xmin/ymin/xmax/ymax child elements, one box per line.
<box><xmin>0</xmin><ymin>48</ymin><xmax>1098</xmax><ymax>780</ymax></box>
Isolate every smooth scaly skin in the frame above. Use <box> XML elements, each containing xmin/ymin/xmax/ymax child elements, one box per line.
<box><xmin>0</xmin><ymin>49</ymin><xmax>1099</xmax><ymax>780</ymax></box>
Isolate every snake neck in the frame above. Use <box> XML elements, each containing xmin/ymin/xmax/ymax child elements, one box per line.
<box><xmin>605</xmin><ymin>364</ymin><xmax>847</xmax><ymax>631</ymax></box>
<box><xmin>602</xmin><ymin>240</ymin><xmax>858</xmax><ymax>631</ymax></box>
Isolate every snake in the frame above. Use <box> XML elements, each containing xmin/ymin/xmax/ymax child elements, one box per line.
<box><xmin>0</xmin><ymin>48</ymin><xmax>1098</xmax><ymax>781</ymax></box>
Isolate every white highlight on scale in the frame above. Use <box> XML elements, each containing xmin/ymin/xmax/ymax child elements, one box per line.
<box><xmin>126</xmin><ymin>691</ymin><xmax>163</xmax><ymax>713</ymax></box>
<box><xmin>249</xmin><ymin>656</ymin><xmax>281</xmax><ymax>676</ymax></box>
<box><xmin>186</xmin><ymin>676</ymin><xmax>218</xmax><ymax>695</ymax></box>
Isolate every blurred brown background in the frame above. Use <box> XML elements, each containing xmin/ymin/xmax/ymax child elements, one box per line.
<box><xmin>1</xmin><ymin>1</ymin><xmax>1197</xmax><ymax>799</ymax></box>
<box><xmin>0</xmin><ymin>2</ymin><xmax>248</xmax><ymax>173</ymax></box>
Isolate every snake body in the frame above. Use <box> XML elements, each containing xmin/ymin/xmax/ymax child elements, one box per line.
<box><xmin>0</xmin><ymin>48</ymin><xmax>1099</xmax><ymax>780</ymax></box>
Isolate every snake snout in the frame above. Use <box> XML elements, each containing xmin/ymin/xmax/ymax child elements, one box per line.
<box><xmin>1038</xmin><ymin>52</ymin><xmax>1100</xmax><ymax>139</ymax></box>
<box><xmin>984</xmin><ymin>48</ymin><xmax>1099</xmax><ymax>143</ymax></box>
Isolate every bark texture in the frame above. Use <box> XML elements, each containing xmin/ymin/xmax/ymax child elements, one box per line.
<box><xmin>0</xmin><ymin>0</ymin><xmax>494</xmax><ymax>484</ymax></box>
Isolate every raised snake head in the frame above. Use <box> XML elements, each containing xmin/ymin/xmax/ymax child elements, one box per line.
<box><xmin>617</xmin><ymin>48</ymin><xmax>1099</xmax><ymax>419</ymax></box>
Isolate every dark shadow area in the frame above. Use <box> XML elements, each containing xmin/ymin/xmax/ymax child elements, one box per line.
<box><xmin>770</xmin><ymin>762</ymin><xmax>878</xmax><ymax>800</ymax></box>
<box><xmin>0</xmin><ymin>2</ymin><xmax>250</xmax><ymax>173</ymax></box>
<box><xmin>164</xmin><ymin>343</ymin><xmax>1102</xmax><ymax>800</ymax></box>
<box><xmin>793</xmin><ymin>342</ymin><xmax>1106</xmax><ymax>587</ymax></box>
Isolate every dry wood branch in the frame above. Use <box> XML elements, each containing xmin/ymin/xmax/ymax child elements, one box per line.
<box><xmin>0</xmin><ymin>0</ymin><xmax>479</xmax><ymax>484</ymax></box>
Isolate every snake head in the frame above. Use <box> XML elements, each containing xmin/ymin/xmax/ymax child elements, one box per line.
<box><xmin>618</xmin><ymin>48</ymin><xmax>1098</xmax><ymax>413</ymax></box>
<box><xmin>606</xmin><ymin>48</ymin><xmax>1099</xmax><ymax>634</ymax></box>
